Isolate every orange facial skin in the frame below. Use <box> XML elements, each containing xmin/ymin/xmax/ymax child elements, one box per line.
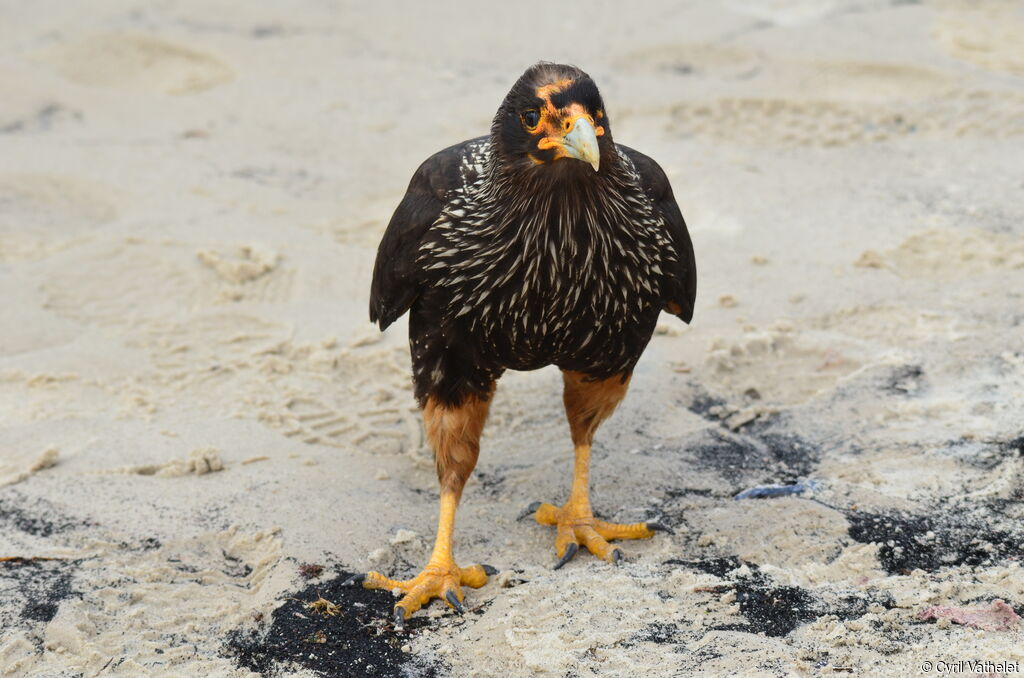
<box><xmin>523</xmin><ymin>81</ymin><xmax>605</xmax><ymax>162</ymax></box>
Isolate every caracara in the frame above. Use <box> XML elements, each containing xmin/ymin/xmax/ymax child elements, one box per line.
<box><xmin>356</xmin><ymin>62</ymin><xmax>696</xmax><ymax>629</ymax></box>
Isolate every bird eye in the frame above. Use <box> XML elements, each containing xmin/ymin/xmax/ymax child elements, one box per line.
<box><xmin>521</xmin><ymin>109</ymin><xmax>540</xmax><ymax>129</ymax></box>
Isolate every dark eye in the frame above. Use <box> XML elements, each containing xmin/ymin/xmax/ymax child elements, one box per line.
<box><xmin>522</xmin><ymin>109</ymin><xmax>540</xmax><ymax>129</ymax></box>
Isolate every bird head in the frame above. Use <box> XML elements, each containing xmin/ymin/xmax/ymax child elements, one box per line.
<box><xmin>492</xmin><ymin>63</ymin><xmax>611</xmax><ymax>175</ymax></box>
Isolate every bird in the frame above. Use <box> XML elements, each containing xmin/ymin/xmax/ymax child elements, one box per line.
<box><xmin>354</xmin><ymin>62</ymin><xmax>696</xmax><ymax>629</ymax></box>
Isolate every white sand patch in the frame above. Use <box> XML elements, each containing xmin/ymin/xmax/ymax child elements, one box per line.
<box><xmin>933</xmin><ymin>1</ymin><xmax>1024</xmax><ymax>75</ymax></box>
<box><xmin>703</xmin><ymin>321</ymin><xmax>866</xmax><ymax>407</ymax></box>
<box><xmin>103</xmin><ymin>447</ymin><xmax>225</xmax><ymax>477</ymax></box>
<box><xmin>2</xmin><ymin>527</ymin><xmax>283</xmax><ymax>678</ymax></box>
<box><xmin>197</xmin><ymin>245</ymin><xmax>279</xmax><ymax>285</ymax></box>
<box><xmin>0</xmin><ymin>174</ymin><xmax>118</xmax><ymax>261</ymax></box>
<box><xmin>0</xmin><ymin>447</ymin><xmax>59</xmax><ymax>487</ymax></box>
<box><xmin>857</xmin><ymin>228</ymin><xmax>1024</xmax><ymax>279</ymax></box>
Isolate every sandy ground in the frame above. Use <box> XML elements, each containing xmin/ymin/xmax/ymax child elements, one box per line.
<box><xmin>1</xmin><ymin>1</ymin><xmax>1023</xmax><ymax>676</ymax></box>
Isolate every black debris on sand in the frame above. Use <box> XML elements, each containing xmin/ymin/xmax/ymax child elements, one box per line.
<box><xmin>0</xmin><ymin>558</ymin><xmax>81</xmax><ymax>626</ymax></box>
<box><xmin>226</xmin><ymin>570</ymin><xmax>442</xmax><ymax>678</ymax></box>
<box><xmin>845</xmin><ymin>506</ymin><xmax>1020</xmax><ymax>574</ymax></box>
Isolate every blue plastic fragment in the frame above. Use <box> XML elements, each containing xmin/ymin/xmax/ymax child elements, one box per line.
<box><xmin>734</xmin><ymin>480</ymin><xmax>820</xmax><ymax>500</ymax></box>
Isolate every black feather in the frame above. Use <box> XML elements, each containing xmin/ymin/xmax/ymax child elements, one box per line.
<box><xmin>369</xmin><ymin>138</ymin><xmax>486</xmax><ymax>330</ymax></box>
<box><xmin>618</xmin><ymin>145</ymin><xmax>697</xmax><ymax>322</ymax></box>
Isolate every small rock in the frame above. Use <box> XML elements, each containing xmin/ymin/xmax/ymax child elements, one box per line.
<box><xmin>390</xmin><ymin>529</ymin><xmax>418</xmax><ymax>545</ymax></box>
<box><xmin>368</xmin><ymin>547</ymin><xmax>390</xmax><ymax>565</ymax></box>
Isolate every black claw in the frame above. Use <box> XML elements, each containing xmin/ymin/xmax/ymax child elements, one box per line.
<box><xmin>517</xmin><ymin>501</ymin><xmax>543</xmax><ymax>521</ymax></box>
<box><xmin>393</xmin><ymin>606</ymin><xmax>406</xmax><ymax>631</ymax></box>
<box><xmin>343</xmin><ymin>573</ymin><xmax>366</xmax><ymax>587</ymax></box>
<box><xmin>611</xmin><ymin>549</ymin><xmax>624</xmax><ymax>566</ymax></box>
<box><xmin>646</xmin><ymin>521</ymin><xmax>675</xmax><ymax>535</ymax></box>
<box><xmin>553</xmin><ymin>543</ymin><xmax>579</xmax><ymax>570</ymax></box>
<box><xmin>445</xmin><ymin>590</ymin><xmax>466</xmax><ymax>613</ymax></box>
<box><xmin>481</xmin><ymin>564</ymin><xmax>498</xmax><ymax>575</ymax></box>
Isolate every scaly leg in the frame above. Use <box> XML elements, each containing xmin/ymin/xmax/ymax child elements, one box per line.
<box><xmin>352</xmin><ymin>388</ymin><xmax>495</xmax><ymax>630</ymax></box>
<box><xmin>529</xmin><ymin>371</ymin><xmax>672</xmax><ymax>568</ymax></box>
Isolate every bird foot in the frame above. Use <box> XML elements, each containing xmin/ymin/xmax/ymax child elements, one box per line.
<box><xmin>528</xmin><ymin>501</ymin><xmax>672</xmax><ymax>569</ymax></box>
<box><xmin>353</xmin><ymin>560</ymin><xmax>495</xmax><ymax>630</ymax></box>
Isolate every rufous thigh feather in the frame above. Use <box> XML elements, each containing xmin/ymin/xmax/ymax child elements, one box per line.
<box><xmin>562</xmin><ymin>371</ymin><xmax>630</xmax><ymax>448</ymax></box>
<box><xmin>424</xmin><ymin>386</ymin><xmax>494</xmax><ymax>496</ymax></box>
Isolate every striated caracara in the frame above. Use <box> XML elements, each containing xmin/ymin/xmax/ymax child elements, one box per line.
<box><xmin>355</xmin><ymin>62</ymin><xmax>697</xmax><ymax>629</ymax></box>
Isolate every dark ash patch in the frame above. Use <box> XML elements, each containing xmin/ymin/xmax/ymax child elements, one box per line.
<box><xmin>883</xmin><ymin>364</ymin><xmax>925</xmax><ymax>396</ymax></box>
<box><xmin>831</xmin><ymin>590</ymin><xmax>897</xmax><ymax>620</ymax></box>
<box><xmin>686</xmin><ymin>390</ymin><xmax>730</xmax><ymax>421</ymax></box>
<box><xmin>1002</xmin><ymin>435</ymin><xmax>1024</xmax><ymax>456</ymax></box>
<box><xmin>755</xmin><ymin>431</ymin><xmax>820</xmax><ymax>481</ymax></box>
<box><xmin>688</xmin><ymin>431</ymin><xmax>772</xmax><ymax>485</ymax></box>
<box><xmin>631</xmin><ymin>621</ymin><xmax>686</xmax><ymax>645</ymax></box>
<box><xmin>845</xmin><ymin>508</ymin><xmax>1019</xmax><ymax>574</ymax></box>
<box><xmin>0</xmin><ymin>559</ymin><xmax>81</xmax><ymax>625</ymax></box>
<box><xmin>667</xmin><ymin>557</ymin><xmax>819</xmax><ymax>637</ymax></box>
<box><xmin>731</xmin><ymin>583</ymin><xmax>818</xmax><ymax>637</ymax></box>
<box><xmin>226</xmin><ymin>570</ymin><xmax>441</xmax><ymax>678</ymax></box>
<box><xmin>685</xmin><ymin>426</ymin><xmax>820</xmax><ymax>487</ymax></box>
<box><xmin>0</xmin><ymin>492</ymin><xmax>86</xmax><ymax>538</ymax></box>
<box><xmin>681</xmin><ymin>387</ymin><xmax>823</xmax><ymax>484</ymax></box>
<box><xmin>664</xmin><ymin>556</ymin><xmax>744</xmax><ymax>579</ymax></box>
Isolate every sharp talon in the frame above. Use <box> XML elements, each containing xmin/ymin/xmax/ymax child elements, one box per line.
<box><xmin>646</xmin><ymin>521</ymin><xmax>675</xmax><ymax>535</ymax></box>
<box><xmin>343</xmin><ymin>573</ymin><xmax>366</xmax><ymax>587</ymax></box>
<box><xmin>518</xmin><ymin>501</ymin><xmax>543</xmax><ymax>521</ymax></box>
<box><xmin>482</xmin><ymin>564</ymin><xmax>498</xmax><ymax>575</ymax></box>
<box><xmin>445</xmin><ymin>590</ymin><xmax>466</xmax><ymax>614</ymax></box>
<box><xmin>611</xmin><ymin>549</ymin><xmax>623</xmax><ymax>566</ymax></box>
<box><xmin>553</xmin><ymin>543</ymin><xmax>578</xmax><ymax>570</ymax></box>
<box><xmin>393</xmin><ymin>606</ymin><xmax>406</xmax><ymax>631</ymax></box>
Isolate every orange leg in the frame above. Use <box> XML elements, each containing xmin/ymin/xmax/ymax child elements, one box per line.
<box><xmin>352</xmin><ymin>387</ymin><xmax>495</xmax><ymax>630</ymax></box>
<box><xmin>530</xmin><ymin>371</ymin><xmax>672</xmax><ymax>567</ymax></box>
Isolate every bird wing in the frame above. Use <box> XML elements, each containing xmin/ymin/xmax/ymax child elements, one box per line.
<box><xmin>617</xmin><ymin>144</ymin><xmax>697</xmax><ymax>323</ymax></box>
<box><xmin>369</xmin><ymin>137</ymin><xmax>487</xmax><ymax>330</ymax></box>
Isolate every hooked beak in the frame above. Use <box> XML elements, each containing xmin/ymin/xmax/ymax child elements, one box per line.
<box><xmin>561</xmin><ymin>116</ymin><xmax>601</xmax><ymax>172</ymax></box>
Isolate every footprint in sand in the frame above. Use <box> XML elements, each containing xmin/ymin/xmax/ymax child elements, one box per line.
<box><xmin>932</xmin><ymin>1</ymin><xmax>1024</xmax><ymax>76</ymax></box>
<box><xmin>264</xmin><ymin>346</ymin><xmax>423</xmax><ymax>458</ymax></box>
<box><xmin>41</xmin><ymin>33</ymin><xmax>234</xmax><ymax>95</ymax></box>
<box><xmin>664</xmin><ymin>55</ymin><xmax>1022</xmax><ymax>146</ymax></box>
<box><xmin>809</xmin><ymin>304</ymin><xmax>961</xmax><ymax>347</ymax></box>
<box><xmin>789</xmin><ymin>61</ymin><xmax>950</xmax><ymax>102</ymax></box>
<box><xmin>42</xmin><ymin>239</ymin><xmax>299</xmax><ymax>327</ymax></box>
<box><xmin>855</xmin><ymin>229</ymin><xmax>1024</xmax><ymax>280</ymax></box>
<box><xmin>0</xmin><ymin>174</ymin><xmax>118</xmax><ymax>261</ymax></box>
<box><xmin>196</xmin><ymin>245</ymin><xmax>296</xmax><ymax>304</ymax></box>
<box><xmin>41</xmin><ymin>241</ymin><xmax>201</xmax><ymax>326</ymax></box>
<box><xmin>670</xmin><ymin>97</ymin><xmax>920</xmax><ymax>147</ymax></box>
<box><xmin>702</xmin><ymin>321</ymin><xmax>865</xmax><ymax>410</ymax></box>
<box><xmin>221</xmin><ymin>336</ymin><xmax>426</xmax><ymax>459</ymax></box>
<box><xmin>670</xmin><ymin>88</ymin><xmax>1024</xmax><ymax>147</ymax></box>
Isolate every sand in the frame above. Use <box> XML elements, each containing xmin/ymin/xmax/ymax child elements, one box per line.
<box><xmin>1</xmin><ymin>1</ymin><xmax>1023</xmax><ymax>676</ymax></box>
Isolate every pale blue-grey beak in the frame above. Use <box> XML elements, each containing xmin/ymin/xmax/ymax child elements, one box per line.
<box><xmin>562</xmin><ymin>117</ymin><xmax>600</xmax><ymax>172</ymax></box>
